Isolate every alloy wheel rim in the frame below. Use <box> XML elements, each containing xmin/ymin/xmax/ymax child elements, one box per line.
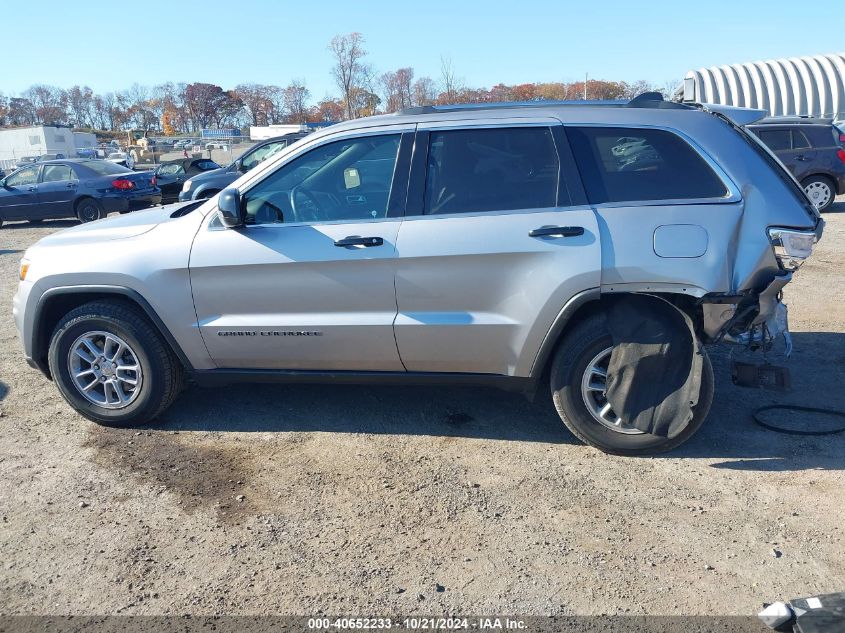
<box><xmin>67</xmin><ymin>331</ymin><xmax>143</xmax><ymax>409</ymax></box>
<box><xmin>804</xmin><ymin>181</ymin><xmax>831</xmax><ymax>209</ymax></box>
<box><xmin>580</xmin><ymin>347</ymin><xmax>644</xmax><ymax>435</ymax></box>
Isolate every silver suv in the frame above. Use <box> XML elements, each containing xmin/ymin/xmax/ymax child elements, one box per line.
<box><xmin>13</xmin><ymin>95</ymin><xmax>824</xmax><ymax>454</ymax></box>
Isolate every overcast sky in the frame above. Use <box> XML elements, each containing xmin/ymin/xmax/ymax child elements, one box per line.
<box><xmin>3</xmin><ymin>0</ymin><xmax>839</xmax><ymax>97</ymax></box>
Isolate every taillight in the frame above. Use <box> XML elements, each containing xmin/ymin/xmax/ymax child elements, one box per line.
<box><xmin>767</xmin><ymin>227</ymin><xmax>816</xmax><ymax>271</ymax></box>
<box><xmin>151</xmin><ymin>175</ymin><xmax>157</xmax><ymax>186</ymax></box>
<box><xmin>111</xmin><ymin>179</ymin><xmax>135</xmax><ymax>190</ymax></box>
<box><xmin>837</xmin><ymin>149</ymin><xmax>845</xmax><ymax>165</ymax></box>
<box><xmin>839</xmin><ymin>133</ymin><xmax>845</xmax><ymax>144</ymax></box>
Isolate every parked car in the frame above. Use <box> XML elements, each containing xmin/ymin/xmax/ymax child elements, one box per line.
<box><xmin>153</xmin><ymin>158</ymin><xmax>221</xmax><ymax>203</ymax></box>
<box><xmin>748</xmin><ymin>117</ymin><xmax>845</xmax><ymax>212</ymax></box>
<box><xmin>14</xmin><ymin>156</ymin><xmax>39</xmax><ymax>170</ymax></box>
<box><xmin>204</xmin><ymin>142</ymin><xmax>227</xmax><ymax>150</ymax></box>
<box><xmin>106</xmin><ymin>152</ymin><xmax>135</xmax><ymax>170</ymax></box>
<box><xmin>37</xmin><ymin>153</ymin><xmax>66</xmax><ymax>161</ymax></box>
<box><xmin>179</xmin><ymin>133</ymin><xmax>308</xmax><ymax>201</ymax></box>
<box><xmin>13</xmin><ymin>96</ymin><xmax>823</xmax><ymax>455</ymax></box>
<box><xmin>0</xmin><ymin>159</ymin><xmax>160</xmax><ymax>226</ymax></box>
<box><xmin>76</xmin><ymin>148</ymin><xmax>98</xmax><ymax>159</ymax></box>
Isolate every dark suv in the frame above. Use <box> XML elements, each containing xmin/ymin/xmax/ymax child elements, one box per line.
<box><xmin>748</xmin><ymin>117</ymin><xmax>845</xmax><ymax>212</ymax></box>
<box><xmin>178</xmin><ymin>133</ymin><xmax>309</xmax><ymax>201</ymax></box>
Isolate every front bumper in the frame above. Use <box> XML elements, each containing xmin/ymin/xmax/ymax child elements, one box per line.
<box><xmin>12</xmin><ymin>279</ymin><xmax>36</xmax><ymax>368</ymax></box>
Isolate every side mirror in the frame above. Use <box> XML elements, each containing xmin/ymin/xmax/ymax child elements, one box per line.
<box><xmin>217</xmin><ymin>188</ymin><xmax>245</xmax><ymax>228</ymax></box>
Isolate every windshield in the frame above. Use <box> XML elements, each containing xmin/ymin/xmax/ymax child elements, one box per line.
<box><xmin>240</xmin><ymin>141</ymin><xmax>287</xmax><ymax>171</ymax></box>
<box><xmin>82</xmin><ymin>160</ymin><xmax>132</xmax><ymax>176</ymax></box>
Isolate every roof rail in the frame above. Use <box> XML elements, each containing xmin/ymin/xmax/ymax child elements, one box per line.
<box><xmin>397</xmin><ymin>95</ymin><xmax>694</xmax><ymax>116</ymax></box>
<box><xmin>397</xmin><ymin>100</ymin><xmax>627</xmax><ymax>116</ymax></box>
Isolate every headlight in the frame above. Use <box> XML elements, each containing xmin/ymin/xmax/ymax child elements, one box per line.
<box><xmin>767</xmin><ymin>227</ymin><xmax>816</xmax><ymax>271</ymax></box>
<box><xmin>182</xmin><ymin>180</ymin><xmax>192</xmax><ymax>192</ymax></box>
<box><xmin>19</xmin><ymin>258</ymin><xmax>30</xmax><ymax>281</ymax></box>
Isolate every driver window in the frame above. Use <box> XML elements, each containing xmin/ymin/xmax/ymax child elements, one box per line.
<box><xmin>243</xmin><ymin>134</ymin><xmax>401</xmax><ymax>225</ymax></box>
<box><xmin>6</xmin><ymin>166</ymin><xmax>39</xmax><ymax>187</ymax></box>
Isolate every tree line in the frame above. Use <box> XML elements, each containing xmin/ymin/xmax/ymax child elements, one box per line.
<box><xmin>0</xmin><ymin>33</ymin><xmax>673</xmax><ymax>134</ymax></box>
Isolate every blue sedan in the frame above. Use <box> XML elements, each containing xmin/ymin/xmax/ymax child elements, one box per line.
<box><xmin>0</xmin><ymin>159</ymin><xmax>161</xmax><ymax>228</ymax></box>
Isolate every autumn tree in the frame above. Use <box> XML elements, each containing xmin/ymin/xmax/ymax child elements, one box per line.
<box><xmin>329</xmin><ymin>32</ymin><xmax>370</xmax><ymax>119</ymax></box>
<box><xmin>0</xmin><ymin>93</ymin><xmax>7</xmax><ymax>126</ymax></box>
<box><xmin>412</xmin><ymin>77</ymin><xmax>437</xmax><ymax>107</ymax></box>
<box><xmin>380</xmin><ymin>67</ymin><xmax>414</xmax><ymax>113</ymax></box>
<box><xmin>235</xmin><ymin>83</ymin><xmax>273</xmax><ymax>126</ymax></box>
<box><xmin>8</xmin><ymin>97</ymin><xmax>37</xmax><ymax>126</ymax></box>
<box><xmin>182</xmin><ymin>82</ymin><xmax>231</xmax><ymax>130</ymax></box>
<box><xmin>66</xmin><ymin>86</ymin><xmax>95</xmax><ymax>127</ymax></box>
<box><xmin>23</xmin><ymin>85</ymin><xmax>67</xmax><ymax>125</ymax></box>
<box><xmin>309</xmin><ymin>98</ymin><xmax>344</xmax><ymax>123</ymax></box>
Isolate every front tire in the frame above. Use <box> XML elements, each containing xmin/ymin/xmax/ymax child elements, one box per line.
<box><xmin>75</xmin><ymin>198</ymin><xmax>104</xmax><ymax>223</ymax></box>
<box><xmin>48</xmin><ymin>301</ymin><xmax>183</xmax><ymax>426</ymax></box>
<box><xmin>550</xmin><ymin>314</ymin><xmax>714</xmax><ymax>455</ymax></box>
<box><xmin>801</xmin><ymin>175</ymin><xmax>835</xmax><ymax>212</ymax></box>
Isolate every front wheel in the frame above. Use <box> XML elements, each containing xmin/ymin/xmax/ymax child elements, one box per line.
<box><xmin>802</xmin><ymin>175</ymin><xmax>835</xmax><ymax>212</ymax></box>
<box><xmin>48</xmin><ymin>301</ymin><xmax>183</xmax><ymax>426</ymax></box>
<box><xmin>550</xmin><ymin>314</ymin><xmax>714</xmax><ymax>455</ymax></box>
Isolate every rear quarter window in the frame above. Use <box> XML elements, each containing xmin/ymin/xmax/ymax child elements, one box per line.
<box><xmin>568</xmin><ymin>127</ymin><xmax>729</xmax><ymax>204</ymax></box>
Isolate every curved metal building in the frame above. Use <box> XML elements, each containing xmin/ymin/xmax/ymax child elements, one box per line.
<box><xmin>682</xmin><ymin>52</ymin><xmax>845</xmax><ymax>120</ymax></box>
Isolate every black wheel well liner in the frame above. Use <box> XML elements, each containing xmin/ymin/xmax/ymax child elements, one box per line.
<box><xmin>531</xmin><ymin>291</ymin><xmax>702</xmax><ymax>381</ymax></box>
<box><xmin>31</xmin><ymin>286</ymin><xmax>193</xmax><ymax>379</ymax></box>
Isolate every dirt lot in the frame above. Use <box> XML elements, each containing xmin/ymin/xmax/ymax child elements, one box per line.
<box><xmin>0</xmin><ymin>200</ymin><xmax>843</xmax><ymax>617</ymax></box>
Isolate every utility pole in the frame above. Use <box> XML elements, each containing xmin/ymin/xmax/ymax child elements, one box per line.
<box><xmin>584</xmin><ymin>72</ymin><xmax>588</xmax><ymax>100</ymax></box>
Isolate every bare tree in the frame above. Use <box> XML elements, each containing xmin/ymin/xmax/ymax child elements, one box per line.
<box><xmin>0</xmin><ymin>92</ymin><xmax>8</xmax><ymax>126</ymax></box>
<box><xmin>329</xmin><ymin>32</ymin><xmax>369</xmax><ymax>119</ymax></box>
<box><xmin>439</xmin><ymin>56</ymin><xmax>463</xmax><ymax>104</ymax></box>
<box><xmin>283</xmin><ymin>79</ymin><xmax>311</xmax><ymax>124</ymax></box>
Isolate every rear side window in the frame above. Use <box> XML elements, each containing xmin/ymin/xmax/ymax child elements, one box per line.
<box><xmin>791</xmin><ymin>130</ymin><xmax>811</xmax><ymax>150</ymax></box>
<box><xmin>568</xmin><ymin>127</ymin><xmax>728</xmax><ymax>204</ymax></box>
<box><xmin>758</xmin><ymin>129</ymin><xmax>791</xmax><ymax>151</ymax></box>
<box><xmin>423</xmin><ymin>127</ymin><xmax>559</xmax><ymax>215</ymax></box>
<box><xmin>41</xmin><ymin>164</ymin><xmax>75</xmax><ymax>182</ymax></box>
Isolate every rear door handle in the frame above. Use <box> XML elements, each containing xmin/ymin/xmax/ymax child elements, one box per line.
<box><xmin>529</xmin><ymin>226</ymin><xmax>584</xmax><ymax>238</ymax></box>
<box><xmin>334</xmin><ymin>235</ymin><xmax>384</xmax><ymax>248</ymax></box>
<box><xmin>796</xmin><ymin>155</ymin><xmax>810</xmax><ymax>161</ymax></box>
<box><xmin>26</xmin><ymin>186</ymin><xmax>37</xmax><ymax>192</ymax></box>
<box><xmin>66</xmin><ymin>182</ymin><xmax>77</xmax><ymax>188</ymax></box>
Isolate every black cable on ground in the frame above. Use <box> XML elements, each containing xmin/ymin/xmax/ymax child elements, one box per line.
<box><xmin>752</xmin><ymin>404</ymin><xmax>845</xmax><ymax>436</ymax></box>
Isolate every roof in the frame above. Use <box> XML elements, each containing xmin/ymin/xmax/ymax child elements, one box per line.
<box><xmin>682</xmin><ymin>52</ymin><xmax>845</xmax><ymax>119</ymax></box>
<box><xmin>310</xmin><ymin>94</ymin><xmax>765</xmax><ymax>140</ymax></box>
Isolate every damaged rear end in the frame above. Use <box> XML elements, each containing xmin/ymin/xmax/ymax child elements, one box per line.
<box><xmin>697</xmin><ymin>106</ymin><xmax>824</xmax><ymax>387</ymax></box>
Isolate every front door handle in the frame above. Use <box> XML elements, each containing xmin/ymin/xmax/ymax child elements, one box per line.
<box><xmin>796</xmin><ymin>155</ymin><xmax>810</xmax><ymax>161</ymax></box>
<box><xmin>334</xmin><ymin>235</ymin><xmax>384</xmax><ymax>248</ymax></box>
<box><xmin>66</xmin><ymin>182</ymin><xmax>77</xmax><ymax>188</ymax></box>
<box><xmin>26</xmin><ymin>186</ymin><xmax>37</xmax><ymax>192</ymax></box>
<box><xmin>529</xmin><ymin>226</ymin><xmax>584</xmax><ymax>238</ymax></box>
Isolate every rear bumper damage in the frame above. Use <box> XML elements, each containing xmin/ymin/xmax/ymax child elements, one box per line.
<box><xmin>702</xmin><ymin>273</ymin><xmax>793</xmax><ymax>355</ymax></box>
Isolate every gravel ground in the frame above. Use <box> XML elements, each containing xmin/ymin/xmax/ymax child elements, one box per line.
<box><xmin>0</xmin><ymin>199</ymin><xmax>843</xmax><ymax>616</ymax></box>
